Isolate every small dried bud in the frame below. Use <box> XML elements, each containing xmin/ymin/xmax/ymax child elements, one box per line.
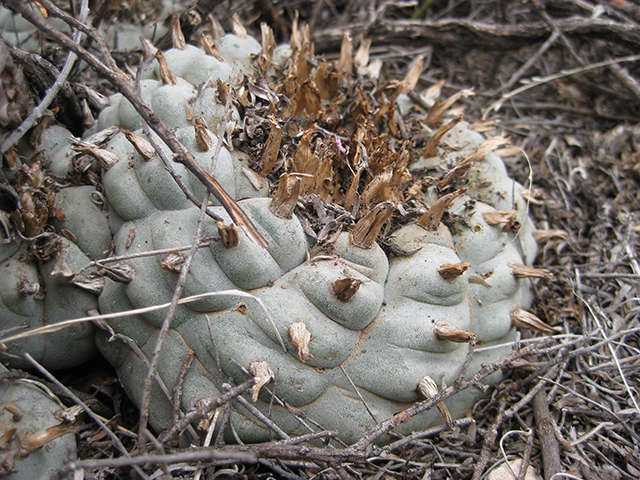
<box><xmin>437</xmin><ymin>262</ymin><xmax>471</xmax><ymax>282</ymax></box>
<box><xmin>72</xmin><ymin>273</ymin><xmax>105</xmax><ymax>294</ymax></box>
<box><xmin>123</xmin><ymin>129</ymin><xmax>155</xmax><ymax>161</ymax></box>
<box><xmin>417</xmin><ymin>375</ymin><xmax>453</xmax><ymax>428</ymax></box>
<box><xmin>161</xmin><ymin>252</ymin><xmax>186</xmax><ymax>273</ymax></box>
<box><xmin>194</xmin><ymin>117</ymin><xmax>214</xmax><ymax>152</ymax></box>
<box><xmin>417</xmin><ymin>189</ymin><xmax>466</xmax><ymax>230</ymax></box>
<box><xmin>433</xmin><ymin>322</ymin><xmax>476</xmax><ymax>343</ymax></box>
<box><xmin>156</xmin><ymin>50</ymin><xmax>177</xmax><ymax>86</ymax></box>
<box><xmin>249</xmin><ymin>361</ymin><xmax>274</xmax><ymax>402</ymax></box>
<box><xmin>200</xmin><ymin>31</ymin><xmax>223</xmax><ymax>60</ymax></box>
<box><xmin>351</xmin><ymin>201</ymin><xmax>394</xmax><ymax>249</ymax></box>
<box><xmin>216</xmin><ymin>221</ymin><xmax>239</xmax><ymax>248</ymax></box>
<box><xmin>20</xmin><ymin>423</ymin><xmax>77</xmax><ymax>455</ymax></box>
<box><xmin>468</xmin><ymin>275</ymin><xmax>492</xmax><ymax>287</ymax></box>
<box><xmin>51</xmin><ymin>248</ymin><xmax>74</xmax><ymax>282</ymax></box>
<box><xmin>269</xmin><ymin>173</ymin><xmax>305</xmax><ymax>219</ymax></box>
<box><xmin>17</xmin><ymin>279</ymin><xmax>40</xmax><ymax>298</ymax></box>
<box><xmin>231</xmin><ymin>13</ymin><xmax>247</xmax><ymax>38</ymax></box>
<box><xmin>331</xmin><ymin>277</ymin><xmax>362</xmax><ymax>302</ymax></box>
<box><xmin>170</xmin><ymin>14</ymin><xmax>186</xmax><ymax>49</ymax></box>
<box><xmin>482</xmin><ymin>210</ymin><xmax>518</xmax><ymax>232</ymax></box>
<box><xmin>511</xmin><ymin>307</ymin><xmax>558</xmax><ymax>334</ymax></box>
<box><xmin>287</xmin><ymin>322</ymin><xmax>314</xmax><ymax>363</ymax></box>
<box><xmin>509</xmin><ymin>263</ymin><xmax>553</xmax><ymax>280</ymax></box>
<box><xmin>71</xmin><ymin>143</ymin><xmax>119</xmax><ymax>170</ymax></box>
<box><xmin>532</xmin><ymin>229</ymin><xmax>569</xmax><ymax>243</ymax></box>
<box><xmin>99</xmin><ymin>263</ymin><xmax>135</xmax><ymax>284</ymax></box>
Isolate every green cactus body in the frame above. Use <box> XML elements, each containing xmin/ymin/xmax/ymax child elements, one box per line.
<box><xmin>0</xmin><ymin>28</ymin><xmax>543</xmax><ymax>446</ymax></box>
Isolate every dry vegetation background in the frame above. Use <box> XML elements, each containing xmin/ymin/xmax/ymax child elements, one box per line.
<box><xmin>2</xmin><ymin>0</ymin><xmax>640</xmax><ymax>479</ymax></box>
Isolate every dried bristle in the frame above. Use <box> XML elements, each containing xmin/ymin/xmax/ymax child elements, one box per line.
<box><xmin>200</xmin><ymin>31</ymin><xmax>222</xmax><ymax>60</ymax></box>
<box><xmin>194</xmin><ymin>117</ymin><xmax>213</xmax><ymax>152</ymax></box>
<box><xmin>351</xmin><ymin>201</ymin><xmax>395</xmax><ymax>249</ymax></box>
<box><xmin>123</xmin><ymin>129</ymin><xmax>155</xmax><ymax>161</ymax></box>
<box><xmin>269</xmin><ymin>173</ymin><xmax>304</xmax><ymax>219</ymax></box>
<box><xmin>437</xmin><ymin>261</ymin><xmax>471</xmax><ymax>282</ymax></box>
<box><xmin>423</xmin><ymin>114</ymin><xmax>463</xmax><ymax>159</ymax></box>
<box><xmin>426</xmin><ymin>88</ymin><xmax>474</xmax><ymax>128</ymax></box>
<box><xmin>260</xmin><ymin>115</ymin><xmax>282</xmax><ymax>176</ymax></box>
<box><xmin>433</xmin><ymin>322</ymin><xmax>476</xmax><ymax>343</ymax></box>
<box><xmin>287</xmin><ymin>322</ymin><xmax>314</xmax><ymax>363</ymax></box>
<box><xmin>216</xmin><ymin>221</ymin><xmax>239</xmax><ymax>248</ymax></box>
<box><xmin>231</xmin><ymin>13</ymin><xmax>247</xmax><ymax>38</ymax></box>
<box><xmin>511</xmin><ymin>307</ymin><xmax>558</xmax><ymax>334</ymax></box>
<box><xmin>257</xmin><ymin>23</ymin><xmax>276</xmax><ymax>76</ymax></box>
<box><xmin>337</xmin><ymin>32</ymin><xmax>353</xmax><ymax>76</ymax></box>
<box><xmin>332</xmin><ymin>277</ymin><xmax>362</xmax><ymax>302</ymax></box>
<box><xmin>156</xmin><ymin>50</ymin><xmax>177</xmax><ymax>86</ymax></box>
<box><xmin>170</xmin><ymin>14</ymin><xmax>186</xmax><ymax>50</ymax></box>
<box><xmin>417</xmin><ymin>188</ymin><xmax>467</xmax><ymax>230</ymax></box>
<box><xmin>509</xmin><ymin>263</ymin><xmax>554</xmax><ymax>279</ymax></box>
<box><xmin>248</xmin><ymin>361</ymin><xmax>274</xmax><ymax>402</ymax></box>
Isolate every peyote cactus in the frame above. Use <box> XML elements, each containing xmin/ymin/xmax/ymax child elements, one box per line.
<box><xmin>0</xmin><ymin>16</ymin><xmax>552</xmax><ymax>446</ymax></box>
<box><xmin>0</xmin><ymin>364</ymin><xmax>77</xmax><ymax>480</ymax></box>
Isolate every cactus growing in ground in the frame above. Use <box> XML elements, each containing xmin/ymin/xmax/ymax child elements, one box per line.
<box><xmin>0</xmin><ymin>15</ymin><xmax>553</xmax><ymax>445</ymax></box>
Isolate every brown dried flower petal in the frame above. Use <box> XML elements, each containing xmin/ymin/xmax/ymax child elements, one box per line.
<box><xmin>422</xmin><ymin>114</ymin><xmax>463</xmax><ymax>159</ymax></box>
<box><xmin>351</xmin><ymin>201</ymin><xmax>395</xmax><ymax>249</ymax></box>
<box><xmin>269</xmin><ymin>173</ymin><xmax>305</xmax><ymax>219</ymax></box>
<box><xmin>260</xmin><ymin>115</ymin><xmax>283</xmax><ymax>176</ymax></box>
<box><xmin>331</xmin><ymin>277</ymin><xmax>362</xmax><ymax>302</ymax></box>
<box><xmin>417</xmin><ymin>375</ymin><xmax>453</xmax><ymax>428</ymax></box>
<box><xmin>417</xmin><ymin>188</ymin><xmax>467</xmax><ymax>230</ymax></box>
<box><xmin>509</xmin><ymin>263</ymin><xmax>553</xmax><ymax>279</ymax></box>
<box><xmin>482</xmin><ymin>210</ymin><xmax>518</xmax><ymax>232</ymax></box>
<box><xmin>287</xmin><ymin>322</ymin><xmax>314</xmax><ymax>363</ymax></box>
<box><xmin>71</xmin><ymin>143</ymin><xmax>118</xmax><ymax>170</ymax></box>
<box><xmin>337</xmin><ymin>32</ymin><xmax>353</xmax><ymax>76</ymax></box>
<box><xmin>170</xmin><ymin>14</ymin><xmax>186</xmax><ymax>50</ymax></box>
<box><xmin>532</xmin><ymin>229</ymin><xmax>569</xmax><ymax>243</ymax></box>
<box><xmin>231</xmin><ymin>13</ymin><xmax>247</xmax><ymax>38</ymax></box>
<box><xmin>51</xmin><ymin>248</ymin><xmax>74</xmax><ymax>282</ymax></box>
<box><xmin>426</xmin><ymin>88</ymin><xmax>474</xmax><ymax>128</ymax></box>
<box><xmin>400</xmin><ymin>55</ymin><xmax>425</xmax><ymax>94</ymax></box>
<box><xmin>156</xmin><ymin>50</ymin><xmax>177</xmax><ymax>86</ymax></box>
<box><xmin>72</xmin><ymin>273</ymin><xmax>105</xmax><ymax>294</ymax></box>
<box><xmin>123</xmin><ymin>129</ymin><xmax>155</xmax><ymax>161</ymax></box>
<box><xmin>437</xmin><ymin>261</ymin><xmax>471</xmax><ymax>282</ymax></box>
<box><xmin>200</xmin><ymin>31</ymin><xmax>222</xmax><ymax>60</ymax></box>
<box><xmin>216</xmin><ymin>221</ymin><xmax>239</xmax><ymax>248</ymax></box>
<box><xmin>20</xmin><ymin>423</ymin><xmax>77</xmax><ymax>455</ymax></box>
<box><xmin>511</xmin><ymin>307</ymin><xmax>558</xmax><ymax>334</ymax></box>
<box><xmin>249</xmin><ymin>361</ymin><xmax>274</xmax><ymax>402</ymax></box>
<box><xmin>433</xmin><ymin>322</ymin><xmax>476</xmax><ymax>343</ymax></box>
<box><xmin>99</xmin><ymin>263</ymin><xmax>135</xmax><ymax>284</ymax></box>
<box><xmin>194</xmin><ymin>117</ymin><xmax>214</xmax><ymax>152</ymax></box>
<box><xmin>161</xmin><ymin>252</ymin><xmax>186</xmax><ymax>273</ymax></box>
<box><xmin>468</xmin><ymin>275</ymin><xmax>492</xmax><ymax>287</ymax></box>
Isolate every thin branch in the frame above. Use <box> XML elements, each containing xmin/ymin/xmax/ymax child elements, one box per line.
<box><xmin>1</xmin><ymin>0</ymin><xmax>268</xmax><ymax>247</ymax></box>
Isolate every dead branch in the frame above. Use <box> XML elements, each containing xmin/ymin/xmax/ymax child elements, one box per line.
<box><xmin>311</xmin><ymin>17</ymin><xmax>640</xmax><ymax>52</ymax></box>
